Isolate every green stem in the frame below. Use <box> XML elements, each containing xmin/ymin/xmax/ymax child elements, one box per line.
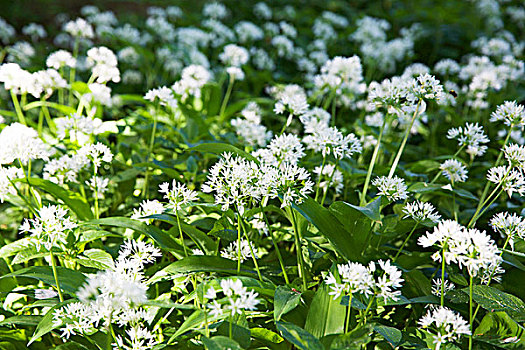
<box><xmin>288</xmin><ymin>207</ymin><xmax>307</xmax><ymax>290</ymax></box>
<box><xmin>388</xmin><ymin>99</ymin><xmax>421</xmax><ymax>178</ymax></box>
<box><xmin>10</xmin><ymin>91</ymin><xmax>26</xmax><ymax>125</ymax></box>
<box><xmin>360</xmin><ymin>118</ymin><xmax>387</xmax><ymax>205</ymax></box>
<box><xmin>469</xmin><ymin>274</ymin><xmax>474</xmax><ymax>350</ymax></box>
<box><xmin>259</xmin><ymin>204</ymin><xmax>289</xmax><ymax>284</ymax></box>
<box><xmin>441</xmin><ymin>249</ymin><xmax>446</xmax><ymax>306</ymax></box>
<box><xmin>320</xmin><ymin>160</ymin><xmax>339</xmax><ymax>206</ymax></box>
<box><xmin>237</xmin><ymin>213</ymin><xmax>242</xmax><ymax>274</ymax></box>
<box><xmin>142</xmin><ymin>112</ymin><xmax>158</xmax><ymax>198</ymax></box>
<box><xmin>314</xmin><ymin>156</ymin><xmax>327</xmax><ymax>202</ymax></box>
<box><xmin>49</xmin><ymin>251</ymin><xmax>64</xmax><ymax>302</ymax></box>
<box><xmin>393</xmin><ymin>223</ymin><xmax>418</xmax><ymax>262</ymax></box>
<box><xmin>239</xmin><ymin>215</ymin><xmax>263</xmax><ymax>282</ymax></box>
<box><xmin>345</xmin><ymin>295</ymin><xmax>353</xmax><ymax>333</ymax></box>
<box><xmin>176</xmin><ymin>210</ymin><xmax>188</xmax><ymax>257</ymax></box>
<box><xmin>219</xmin><ymin>76</ymin><xmax>234</xmax><ymax>121</ymax></box>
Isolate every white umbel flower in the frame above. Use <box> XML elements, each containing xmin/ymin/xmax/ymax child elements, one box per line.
<box><xmin>418</xmin><ymin>306</ymin><xmax>470</xmax><ymax>349</ymax></box>
<box><xmin>372</xmin><ymin>176</ymin><xmax>408</xmax><ymax>201</ymax></box>
<box><xmin>440</xmin><ymin>159</ymin><xmax>468</xmax><ymax>183</ymax></box>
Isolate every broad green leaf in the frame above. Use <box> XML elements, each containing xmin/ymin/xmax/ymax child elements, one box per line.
<box><xmin>217</xmin><ymin>322</ymin><xmax>251</xmax><ymax>348</ymax></box>
<box><xmin>276</xmin><ymin>321</ymin><xmax>324</xmax><ymax>350</ymax></box>
<box><xmin>342</xmin><ymin>198</ymin><xmax>382</xmax><ymax>222</ymax></box>
<box><xmin>0</xmin><ymin>239</ymin><xmax>33</xmax><ymax>259</ymax></box>
<box><xmin>76</xmin><ymin>249</ymin><xmax>115</xmax><ymax>270</ymax></box>
<box><xmin>0</xmin><ymin>266</ymin><xmax>85</xmax><ymax>294</ymax></box>
<box><xmin>295</xmin><ymin>198</ymin><xmax>361</xmax><ymax>262</ymax></box>
<box><xmin>468</xmin><ymin>285</ymin><xmax>525</xmax><ymax>322</ymax></box>
<box><xmin>0</xmin><ymin>315</ymin><xmax>41</xmax><ymax>327</ymax></box>
<box><xmin>151</xmin><ymin>256</ymin><xmax>260</xmax><ymax>282</ymax></box>
<box><xmin>373</xmin><ymin>324</ymin><xmax>402</xmax><ymax>347</ymax></box>
<box><xmin>23</xmin><ymin>100</ymin><xmax>76</xmax><ymax>115</ymax></box>
<box><xmin>189</xmin><ymin>142</ymin><xmax>258</xmax><ymax>163</ymax></box>
<box><xmin>304</xmin><ymin>284</ymin><xmax>345</xmax><ymax>338</ymax></box>
<box><xmin>202</xmin><ymin>336</ymin><xmax>243</xmax><ymax>350</ymax></box>
<box><xmin>12</xmin><ymin>246</ymin><xmax>50</xmax><ymax>264</ymax></box>
<box><xmin>274</xmin><ymin>286</ymin><xmax>302</xmax><ymax>321</ymax></box>
<box><xmin>250</xmin><ymin>327</ymin><xmax>284</xmax><ymax>344</ymax></box>
<box><xmin>169</xmin><ymin>309</ymin><xmax>225</xmax><ymax>340</ymax></box>
<box><xmin>88</xmin><ymin>217</ymin><xmax>180</xmax><ymax>251</ymax></box>
<box><xmin>474</xmin><ymin>311</ymin><xmax>525</xmax><ymax>347</ymax></box>
<box><xmin>21</xmin><ymin>178</ymin><xmax>93</xmax><ymax>220</ymax></box>
<box><xmin>28</xmin><ymin>299</ymin><xmax>76</xmax><ymax>345</ymax></box>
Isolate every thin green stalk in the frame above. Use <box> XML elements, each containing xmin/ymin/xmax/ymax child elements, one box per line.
<box><xmin>259</xmin><ymin>204</ymin><xmax>289</xmax><ymax>284</ymax></box>
<box><xmin>237</xmin><ymin>213</ymin><xmax>242</xmax><ymax>274</ymax></box>
<box><xmin>176</xmin><ymin>210</ymin><xmax>188</xmax><ymax>257</ymax></box>
<box><xmin>279</xmin><ymin>113</ymin><xmax>293</xmax><ymax>136</ymax></box>
<box><xmin>219</xmin><ymin>76</ymin><xmax>234</xmax><ymax>121</ymax></box>
<box><xmin>10</xmin><ymin>91</ymin><xmax>26</xmax><ymax>125</ymax></box>
<box><xmin>93</xmin><ymin>166</ymin><xmax>100</xmax><ymax>219</ymax></box>
<box><xmin>288</xmin><ymin>207</ymin><xmax>307</xmax><ymax>290</ymax></box>
<box><xmin>68</xmin><ymin>38</ymin><xmax>79</xmax><ymax>105</ymax></box>
<box><xmin>474</xmin><ymin>128</ymin><xmax>513</xmax><ymax>214</ymax></box>
<box><xmin>441</xmin><ymin>249</ymin><xmax>446</xmax><ymax>306</ymax></box>
<box><xmin>239</xmin><ymin>215</ymin><xmax>263</xmax><ymax>282</ymax></box>
<box><xmin>229</xmin><ymin>315</ymin><xmax>233</xmax><ymax>339</ymax></box>
<box><xmin>393</xmin><ymin>223</ymin><xmax>419</xmax><ymax>262</ymax></box>
<box><xmin>49</xmin><ymin>251</ymin><xmax>64</xmax><ymax>302</ymax></box>
<box><xmin>388</xmin><ymin>99</ymin><xmax>422</xmax><ymax>178</ymax></box>
<box><xmin>360</xmin><ymin>118</ymin><xmax>387</xmax><ymax>205</ymax></box>
<box><xmin>320</xmin><ymin>160</ymin><xmax>339</xmax><ymax>206</ymax></box>
<box><xmin>469</xmin><ymin>274</ymin><xmax>474</xmax><ymax>350</ymax></box>
<box><xmin>345</xmin><ymin>295</ymin><xmax>353</xmax><ymax>333</ymax></box>
<box><xmin>331</xmin><ymin>94</ymin><xmax>337</xmax><ymax>126</ymax></box>
<box><xmin>142</xmin><ymin>112</ymin><xmax>158</xmax><ymax>198</ymax></box>
<box><xmin>314</xmin><ymin>156</ymin><xmax>327</xmax><ymax>201</ymax></box>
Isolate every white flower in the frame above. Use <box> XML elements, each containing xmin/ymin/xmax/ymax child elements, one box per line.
<box><xmin>0</xmin><ymin>166</ymin><xmax>23</xmax><ymax>202</ymax></box>
<box><xmin>373</xmin><ymin>260</ymin><xmax>404</xmax><ymax>301</ymax></box>
<box><xmin>440</xmin><ymin>159</ymin><xmax>468</xmax><ymax>183</ymax></box>
<box><xmin>77</xmin><ymin>142</ymin><xmax>113</xmax><ymax>169</ymax></box>
<box><xmin>325</xmin><ymin>262</ymin><xmax>374</xmax><ymax>299</ymax></box>
<box><xmin>87</xmin><ymin>46</ymin><xmax>120</xmax><ymax>83</ymax></box>
<box><xmin>487</xmin><ymin>166</ymin><xmax>525</xmax><ymax>197</ymax></box>
<box><xmin>219</xmin><ymin>44</ymin><xmax>249</xmax><ymax>67</ymax></box>
<box><xmin>0</xmin><ymin>63</ymin><xmax>42</xmax><ymax>97</ymax></box>
<box><xmin>159</xmin><ymin>180</ymin><xmax>198</xmax><ymax>211</ymax></box>
<box><xmin>172</xmin><ymin>65</ymin><xmax>211</xmax><ymax>100</ymax></box>
<box><xmin>46</xmin><ymin>50</ymin><xmax>76</xmax><ymax>69</ymax></box>
<box><xmin>144</xmin><ymin>86</ymin><xmax>177</xmax><ymax>109</ymax></box>
<box><xmin>490</xmin><ymin>101</ymin><xmax>525</xmax><ymax>127</ymax></box>
<box><xmin>55</xmin><ymin>113</ymin><xmax>104</xmax><ymax>142</ymax></box>
<box><xmin>20</xmin><ymin>205</ymin><xmax>77</xmax><ymax>251</ymax></box>
<box><xmin>447</xmin><ymin>123</ymin><xmax>489</xmax><ymax>158</ymax></box>
<box><xmin>408</xmin><ymin>73</ymin><xmax>444</xmax><ymax>102</ymax></box>
<box><xmin>0</xmin><ymin>123</ymin><xmax>51</xmax><ymax>165</ymax></box>
<box><xmin>303</xmin><ymin>125</ymin><xmax>362</xmax><ymax>160</ymax></box>
<box><xmin>131</xmin><ymin>200</ymin><xmax>164</xmax><ymax>225</ymax></box>
<box><xmin>206</xmin><ymin>278</ymin><xmax>260</xmax><ymax>317</ymax></box>
<box><xmin>253</xmin><ymin>133</ymin><xmax>305</xmax><ymax>167</ymax></box>
<box><xmin>63</xmin><ymin>18</ymin><xmax>94</xmax><ymax>38</ymax></box>
<box><xmin>431</xmin><ymin>278</ymin><xmax>455</xmax><ymax>297</ymax></box>
<box><xmin>403</xmin><ymin>201</ymin><xmax>441</xmax><ymax>223</ymax></box>
<box><xmin>86</xmin><ymin>176</ymin><xmax>109</xmax><ymax>198</ymax></box>
<box><xmin>314</xmin><ymin>164</ymin><xmax>343</xmax><ymax>194</ymax></box>
<box><xmin>220</xmin><ymin>239</ymin><xmax>257</xmax><ymax>263</ymax></box>
<box><xmin>418</xmin><ymin>306</ymin><xmax>471</xmax><ymax>349</ymax></box>
<box><xmin>226</xmin><ymin>66</ymin><xmax>245</xmax><ymax>81</ymax></box>
<box><xmin>372</xmin><ymin>176</ymin><xmax>408</xmax><ymax>201</ymax></box>
<box><xmin>272</xmin><ymin>84</ymin><xmax>309</xmax><ymax>116</ymax></box>
<box><xmin>503</xmin><ymin>144</ymin><xmax>525</xmax><ymax>170</ymax></box>
<box><xmin>490</xmin><ymin>212</ymin><xmax>525</xmax><ymax>250</ymax></box>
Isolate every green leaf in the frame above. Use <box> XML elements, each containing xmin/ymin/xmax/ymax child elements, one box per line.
<box><xmin>373</xmin><ymin>324</ymin><xmax>402</xmax><ymax>347</ymax></box>
<box><xmin>169</xmin><ymin>309</ymin><xmax>226</xmax><ymax>340</ymax></box>
<box><xmin>202</xmin><ymin>336</ymin><xmax>243</xmax><ymax>350</ymax></box>
<box><xmin>274</xmin><ymin>286</ymin><xmax>302</xmax><ymax>321</ymax></box>
<box><xmin>468</xmin><ymin>285</ymin><xmax>525</xmax><ymax>322</ymax></box>
<box><xmin>189</xmin><ymin>142</ymin><xmax>258</xmax><ymax>163</ymax></box>
<box><xmin>304</xmin><ymin>284</ymin><xmax>345</xmax><ymax>338</ymax></box>
<box><xmin>474</xmin><ymin>311</ymin><xmax>525</xmax><ymax>347</ymax></box>
<box><xmin>294</xmin><ymin>198</ymin><xmax>361</xmax><ymax>262</ymax></box>
<box><xmin>342</xmin><ymin>198</ymin><xmax>382</xmax><ymax>222</ymax></box>
<box><xmin>23</xmin><ymin>101</ymin><xmax>76</xmax><ymax>115</ymax></box>
<box><xmin>21</xmin><ymin>178</ymin><xmax>93</xmax><ymax>220</ymax></box>
<box><xmin>0</xmin><ymin>266</ymin><xmax>85</xmax><ymax>294</ymax></box>
<box><xmin>76</xmin><ymin>249</ymin><xmax>115</xmax><ymax>270</ymax></box>
<box><xmin>28</xmin><ymin>299</ymin><xmax>76</xmax><ymax>345</ymax></box>
<box><xmin>0</xmin><ymin>315</ymin><xmax>41</xmax><ymax>327</ymax></box>
<box><xmin>88</xmin><ymin>217</ymin><xmax>180</xmax><ymax>251</ymax></box>
<box><xmin>0</xmin><ymin>239</ymin><xmax>31</xmax><ymax>259</ymax></box>
<box><xmin>250</xmin><ymin>327</ymin><xmax>284</xmax><ymax>344</ymax></box>
<box><xmin>276</xmin><ymin>321</ymin><xmax>325</xmax><ymax>350</ymax></box>
<box><xmin>151</xmin><ymin>256</ymin><xmax>260</xmax><ymax>282</ymax></box>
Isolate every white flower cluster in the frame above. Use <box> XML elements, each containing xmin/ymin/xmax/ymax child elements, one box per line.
<box><xmin>325</xmin><ymin>259</ymin><xmax>404</xmax><ymax>302</ymax></box>
<box><xmin>144</xmin><ymin>86</ymin><xmax>177</xmax><ymax>109</ymax></box>
<box><xmin>86</xmin><ymin>46</ymin><xmax>120</xmax><ymax>83</ymax></box>
<box><xmin>63</xmin><ymin>18</ymin><xmax>94</xmax><ymax>38</ymax></box>
<box><xmin>440</xmin><ymin>159</ymin><xmax>468</xmax><ymax>183</ymax></box>
<box><xmin>403</xmin><ymin>201</ymin><xmax>441</xmax><ymax>224</ymax></box>
<box><xmin>418</xmin><ymin>306</ymin><xmax>471</xmax><ymax>349</ymax></box>
<box><xmin>173</xmin><ymin>64</ymin><xmax>211</xmax><ymax>100</ymax></box>
<box><xmin>0</xmin><ymin>123</ymin><xmax>51</xmax><ymax>165</ymax></box>
<box><xmin>272</xmin><ymin>84</ymin><xmax>309</xmax><ymax>117</ymax></box>
<box><xmin>20</xmin><ymin>205</ymin><xmax>77</xmax><ymax>251</ymax></box>
<box><xmin>55</xmin><ymin>113</ymin><xmax>104</xmax><ymax>143</ymax></box>
<box><xmin>0</xmin><ymin>166</ymin><xmax>23</xmax><ymax>203</ymax></box>
<box><xmin>486</xmin><ymin>141</ymin><xmax>525</xmax><ymax>198</ymax></box>
<box><xmin>46</xmin><ymin>50</ymin><xmax>76</xmax><ymax>70</ymax></box>
<box><xmin>312</xmin><ymin>56</ymin><xmax>365</xmax><ymax>103</ymax></box>
<box><xmin>53</xmin><ymin>240</ymin><xmax>161</xmax><ymax>346</ymax></box>
<box><xmin>490</xmin><ymin>101</ymin><xmax>525</xmax><ymax>127</ymax></box>
<box><xmin>447</xmin><ymin>123</ymin><xmax>489</xmax><ymax>158</ymax></box>
<box><xmin>418</xmin><ymin>220</ymin><xmax>503</xmax><ymax>281</ymax></box>
<box><xmin>205</xmin><ymin>279</ymin><xmax>260</xmax><ymax>317</ymax></box>
<box><xmin>159</xmin><ymin>180</ymin><xmax>199</xmax><ymax>211</ymax></box>
<box><xmin>221</xmin><ymin>238</ymin><xmax>257</xmax><ymax>263</ymax></box>
<box><xmin>131</xmin><ymin>200</ymin><xmax>165</xmax><ymax>225</ymax></box>
<box><xmin>231</xmin><ymin>102</ymin><xmax>272</xmax><ymax>148</ymax></box>
<box><xmin>254</xmin><ymin>133</ymin><xmax>305</xmax><ymax>167</ymax></box>
<box><xmin>372</xmin><ymin>176</ymin><xmax>408</xmax><ymax>202</ymax></box>
<box><xmin>314</xmin><ymin>164</ymin><xmax>343</xmax><ymax>194</ymax></box>
<box><xmin>490</xmin><ymin>212</ymin><xmax>525</xmax><ymax>250</ymax></box>
<box><xmin>303</xmin><ymin>125</ymin><xmax>362</xmax><ymax>160</ymax></box>
<box><xmin>0</xmin><ymin>63</ymin><xmax>65</xmax><ymax>98</ymax></box>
